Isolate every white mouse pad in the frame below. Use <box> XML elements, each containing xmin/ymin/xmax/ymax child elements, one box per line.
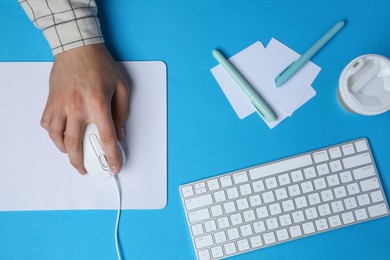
<box><xmin>0</xmin><ymin>61</ymin><xmax>167</xmax><ymax>210</ymax></box>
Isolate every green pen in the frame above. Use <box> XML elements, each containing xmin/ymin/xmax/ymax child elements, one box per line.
<box><xmin>212</xmin><ymin>49</ymin><xmax>277</xmax><ymax>122</ymax></box>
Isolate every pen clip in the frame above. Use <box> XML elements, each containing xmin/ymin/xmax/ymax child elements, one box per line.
<box><xmin>251</xmin><ymin>101</ymin><xmax>267</xmax><ymax>120</ymax></box>
<box><xmin>278</xmin><ymin>62</ymin><xmax>294</xmax><ymax>77</ymax></box>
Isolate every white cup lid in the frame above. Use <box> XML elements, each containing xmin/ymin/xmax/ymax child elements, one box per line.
<box><xmin>339</xmin><ymin>54</ymin><xmax>390</xmax><ymax>115</ymax></box>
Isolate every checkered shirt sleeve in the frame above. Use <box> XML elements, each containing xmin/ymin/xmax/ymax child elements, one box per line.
<box><xmin>19</xmin><ymin>0</ymin><xmax>104</xmax><ymax>55</ymax></box>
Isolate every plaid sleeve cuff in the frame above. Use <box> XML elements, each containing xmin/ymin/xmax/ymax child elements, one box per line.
<box><xmin>19</xmin><ymin>0</ymin><xmax>104</xmax><ymax>55</ymax></box>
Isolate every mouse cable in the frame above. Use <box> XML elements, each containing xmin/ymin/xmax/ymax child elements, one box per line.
<box><xmin>112</xmin><ymin>174</ymin><xmax>123</xmax><ymax>260</ymax></box>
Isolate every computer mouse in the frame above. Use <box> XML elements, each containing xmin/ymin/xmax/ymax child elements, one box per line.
<box><xmin>82</xmin><ymin>123</ymin><xmax>126</xmax><ymax>178</ymax></box>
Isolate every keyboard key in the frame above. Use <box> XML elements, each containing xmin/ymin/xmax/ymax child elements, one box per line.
<box><xmin>289</xmin><ymin>225</ymin><xmax>302</xmax><ymax>238</ymax></box>
<box><xmin>342</xmin><ymin>143</ymin><xmax>355</xmax><ymax>155</ymax></box>
<box><xmin>328</xmin><ymin>215</ymin><xmax>341</xmax><ymax>227</ymax></box>
<box><xmin>368</xmin><ymin>203</ymin><xmax>389</xmax><ymax>217</ymax></box>
<box><xmin>321</xmin><ymin>189</ymin><xmax>334</xmax><ymax>202</ymax></box>
<box><xmin>233</xmin><ymin>171</ymin><xmax>248</xmax><ymax>184</ymax></box>
<box><xmin>302</xmin><ymin>222</ymin><xmax>315</xmax><ymax>234</ymax></box>
<box><xmin>236</xmin><ymin>198</ymin><xmax>249</xmax><ymax>210</ymax></box>
<box><xmin>344</xmin><ymin>197</ymin><xmax>357</xmax><ymax>209</ymax></box>
<box><xmin>354</xmin><ymin>208</ymin><xmax>368</xmax><ymax>221</ymax></box>
<box><xmin>357</xmin><ymin>194</ymin><xmax>370</xmax><ymax>206</ymax></box>
<box><xmin>313</xmin><ymin>150</ymin><xmax>329</xmax><ymax>163</ymax></box>
<box><xmin>211</xmin><ymin>246</ymin><xmax>224</xmax><ymax>259</ymax></box>
<box><xmin>340</xmin><ymin>171</ymin><xmax>353</xmax><ymax>183</ymax></box>
<box><xmin>292</xmin><ymin>211</ymin><xmax>305</xmax><ymax>223</ymax></box>
<box><xmin>288</xmin><ymin>184</ymin><xmax>301</xmax><ymax>197</ymax></box>
<box><xmin>308</xmin><ymin>193</ymin><xmax>321</xmax><ymax>205</ymax></box>
<box><xmin>331</xmin><ymin>200</ymin><xmax>344</xmax><ymax>213</ymax></box>
<box><xmin>214</xmin><ymin>231</ymin><xmax>227</xmax><ymax>243</ymax></box>
<box><xmin>353</xmin><ymin>165</ymin><xmax>376</xmax><ymax>180</ymax></box>
<box><xmin>253</xmin><ymin>221</ymin><xmax>266</xmax><ymax>233</ymax></box>
<box><xmin>317</xmin><ymin>204</ymin><xmax>331</xmax><ymax>216</ymax></box>
<box><xmin>290</xmin><ymin>170</ymin><xmax>304</xmax><ymax>182</ymax></box>
<box><xmin>262</xmin><ymin>191</ymin><xmax>275</xmax><ymax>203</ymax></box>
<box><xmin>275</xmin><ymin>188</ymin><xmax>288</xmax><ymax>200</ymax></box>
<box><xmin>227</xmin><ymin>228</ymin><xmax>239</xmax><ymax>240</ymax></box>
<box><xmin>301</xmin><ymin>181</ymin><xmax>314</xmax><ymax>193</ymax></box>
<box><xmin>329</xmin><ymin>160</ymin><xmax>342</xmax><ymax>172</ymax></box>
<box><xmin>185</xmin><ymin>194</ymin><xmax>213</xmax><ymax>211</ymax></box>
<box><xmin>343</xmin><ymin>152</ymin><xmax>372</xmax><ymax>169</ymax></box>
<box><xmin>278</xmin><ymin>173</ymin><xmax>291</xmax><ymax>186</ymax></box>
<box><xmin>194</xmin><ymin>182</ymin><xmax>206</xmax><ymax>190</ymax></box>
<box><xmin>334</xmin><ymin>186</ymin><xmax>347</xmax><ymax>199</ymax></box>
<box><xmin>355</xmin><ymin>139</ymin><xmax>368</xmax><ymax>152</ymax></box>
<box><xmin>210</xmin><ymin>205</ymin><xmax>223</xmax><ymax>217</ymax></box>
<box><xmin>243</xmin><ymin>210</ymin><xmax>256</xmax><ymax>222</ymax></box>
<box><xmin>249</xmin><ymin>194</ymin><xmax>262</xmax><ymax>207</ymax></box>
<box><xmin>265</xmin><ymin>177</ymin><xmax>278</xmax><ymax>189</ymax></box>
<box><xmin>282</xmin><ymin>199</ymin><xmax>295</xmax><ymax>212</ymax></box>
<box><xmin>204</xmin><ymin>220</ymin><xmax>217</xmax><ymax>233</ymax></box>
<box><xmin>276</xmin><ymin>229</ymin><xmax>289</xmax><ymax>241</ymax></box>
<box><xmin>217</xmin><ymin>216</ymin><xmax>230</xmax><ymax>229</ymax></box>
<box><xmin>304</xmin><ymin>167</ymin><xmax>316</xmax><ymax>179</ymax></box>
<box><xmin>295</xmin><ymin>196</ymin><xmax>308</xmax><ymax>209</ymax></box>
<box><xmin>329</xmin><ymin>146</ymin><xmax>342</xmax><ymax>159</ymax></box>
<box><xmin>195</xmin><ymin>234</ymin><xmax>213</xmax><ymax>249</ymax></box>
<box><xmin>198</xmin><ymin>249</ymin><xmax>211</xmax><ymax>260</ymax></box>
<box><xmin>181</xmin><ymin>185</ymin><xmax>194</xmax><ymax>198</ymax></box>
<box><xmin>315</xmin><ymin>218</ymin><xmax>329</xmax><ymax>231</ymax></box>
<box><xmin>223</xmin><ymin>201</ymin><xmax>236</xmax><ymax>214</ymax></box>
<box><xmin>224</xmin><ymin>242</ymin><xmax>237</xmax><ymax>255</ymax></box>
<box><xmin>226</xmin><ymin>187</ymin><xmax>239</xmax><ymax>199</ymax></box>
<box><xmin>360</xmin><ymin>178</ymin><xmax>380</xmax><ymax>192</ymax></box>
<box><xmin>250</xmin><ymin>235</ymin><xmax>263</xmax><ymax>248</ymax></box>
<box><xmin>341</xmin><ymin>212</ymin><xmax>355</xmax><ymax>224</ymax></box>
<box><xmin>240</xmin><ymin>224</ymin><xmax>253</xmax><ymax>237</ymax></box>
<box><xmin>327</xmin><ymin>174</ymin><xmax>340</xmax><ymax>187</ymax></box>
<box><xmin>269</xmin><ymin>203</ymin><xmax>282</xmax><ymax>215</ymax></box>
<box><xmin>230</xmin><ymin>213</ymin><xmax>243</xmax><ymax>226</ymax></box>
<box><xmin>279</xmin><ymin>214</ymin><xmax>292</xmax><ymax>226</ymax></box>
<box><xmin>256</xmin><ymin>206</ymin><xmax>269</xmax><ymax>219</ymax></box>
<box><xmin>239</xmin><ymin>183</ymin><xmax>252</xmax><ymax>196</ymax></box>
<box><xmin>305</xmin><ymin>207</ymin><xmax>318</xmax><ymax>220</ymax></box>
<box><xmin>252</xmin><ymin>180</ymin><xmax>265</xmax><ymax>192</ymax></box>
<box><xmin>266</xmin><ymin>217</ymin><xmax>279</xmax><ymax>230</ymax></box>
<box><xmin>314</xmin><ymin>178</ymin><xmax>327</xmax><ymax>190</ymax></box>
<box><xmin>263</xmin><ymin>232</ymin><xmax>276</xmax><ymax>244</ymax></box>
<box><xmin>370</xmin><ymin>190</ymin><xmax>384</xmax><ymax>203</ymax></box>
<box><xmin>191</xmin><ymin>223</ymin><xmax>204</xmax><ymax>236</ymax></box>
<box><xmin>316</xmin><ymin>163</ymin><xmax>330</xmax><ymax>175</ymax></box>
<box><xmin>249</xmin><ymin>154</ymin><xmax>312</xmax><ymax>180</ymax></box>
<box><xmin>213</xmin><ymin>190</ymin><xmax>226</xmax><ymax>203</ymax></box>
<box><xmin>220</xmin><ymin>175</ymin><xmax>233</xmax><ymax>187</ymax></box>
<box><xmin>189</xmin><ymin>208</ymin><xmax>210</xmax><ymax>223</ymax></box>
<box><xmin>207</xmin><ymin>179</ymin><xmax>220</xmax><ymax>191</ymax></box>
<box><xmin>237</xmin><ymin>239</ymin><xmax>250</xmax><ymax>252</ymax></box>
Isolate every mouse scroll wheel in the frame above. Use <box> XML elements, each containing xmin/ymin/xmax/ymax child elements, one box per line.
<box><xmin>99</xmin><ymin>154</ymin><xmax>109</xmax><ymax>169</ymax></box>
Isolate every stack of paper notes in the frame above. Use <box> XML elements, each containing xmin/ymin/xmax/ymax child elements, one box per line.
<box><xmin>211</xmin><ymin>38</ymin><xmax>321</xmax><ymax>129</ymax></box>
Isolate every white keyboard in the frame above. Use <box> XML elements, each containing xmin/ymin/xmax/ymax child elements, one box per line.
<box><xmin>180</xmin><ymin>138</ymin><xmax>389</xmax><ymax>260</ymax></box>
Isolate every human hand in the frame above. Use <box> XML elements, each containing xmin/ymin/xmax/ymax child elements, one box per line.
<box><xmin>40</xmin><ymin>43</ymin><xmax>129</xmax><ymax>175</ymax></box>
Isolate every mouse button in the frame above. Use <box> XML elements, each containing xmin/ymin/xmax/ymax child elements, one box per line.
<box><xmin>89</xmin><ymin>134</ymin><xmax>105</xmax><ymax>156</ymax></box>
<box><xmin>99</xmin><ymin>154</ymin><xmax>110</xmax><ymax>170</ymax></box>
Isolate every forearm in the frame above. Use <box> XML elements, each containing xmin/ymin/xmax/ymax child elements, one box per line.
<box><xmin>19</xmin><ymin>0</ymin><xmax>104</xmax><ymax>55</ymax></box>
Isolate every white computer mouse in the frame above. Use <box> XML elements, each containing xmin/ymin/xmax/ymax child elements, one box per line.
<box><xmin>82</xmin><ymin>123</ymin><xmax>126</xmax><ymax>178</ymax></box>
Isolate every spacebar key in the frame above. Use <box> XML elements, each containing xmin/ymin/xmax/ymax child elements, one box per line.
<box><xmin>249</xmin><ymin>154</ymin><xmax>313</xmax><ymax>180</ymax></box>
<box><xmin>184</xmin><ymin>194</ymin><xmax>213</xmax><ymax>211</ymax></box>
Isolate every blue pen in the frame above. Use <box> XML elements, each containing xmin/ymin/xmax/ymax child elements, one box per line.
<box><xmin>275</xmin><ymin>20</ymin><xmax>346</xmax><ymax>87</ymax></box>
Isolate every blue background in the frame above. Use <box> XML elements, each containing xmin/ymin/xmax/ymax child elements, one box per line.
<box><xmin>1</xmin><ymin>0</ymin><xmax>390</xmax><ymax>259</ymax></box>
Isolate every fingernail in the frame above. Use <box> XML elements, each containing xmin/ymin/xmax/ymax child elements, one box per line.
<box><xmin>118</xmin><ymin>128</ymin><xmax>126</xmax><ymax>139</ymax></box>
<box><xmin>110</xmin><ymin>165</ymin><xmax>119</xmax><ymax>174</ymax></box>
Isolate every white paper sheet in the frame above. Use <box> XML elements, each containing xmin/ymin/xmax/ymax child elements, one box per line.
<box><xmin>210</xmin><ymin>39</ymin><xmax>321</xmax><ymax>128</ymax></box>
<box><xmin>0</xmin><ymin>61</ymin><xmax>167</xmax><ymax>211</ymax></box>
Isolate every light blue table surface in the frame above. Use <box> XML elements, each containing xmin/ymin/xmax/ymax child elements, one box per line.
<box><xmin>1</xmin><ymin>0</ymin><xmax>390</xmax><ymax>259</ymax></box>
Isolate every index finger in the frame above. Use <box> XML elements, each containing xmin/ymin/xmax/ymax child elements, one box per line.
<box><xmin>94</xmin><ymin>109</ymin><xmax>122</xmax><ymax>174</ymax></box>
